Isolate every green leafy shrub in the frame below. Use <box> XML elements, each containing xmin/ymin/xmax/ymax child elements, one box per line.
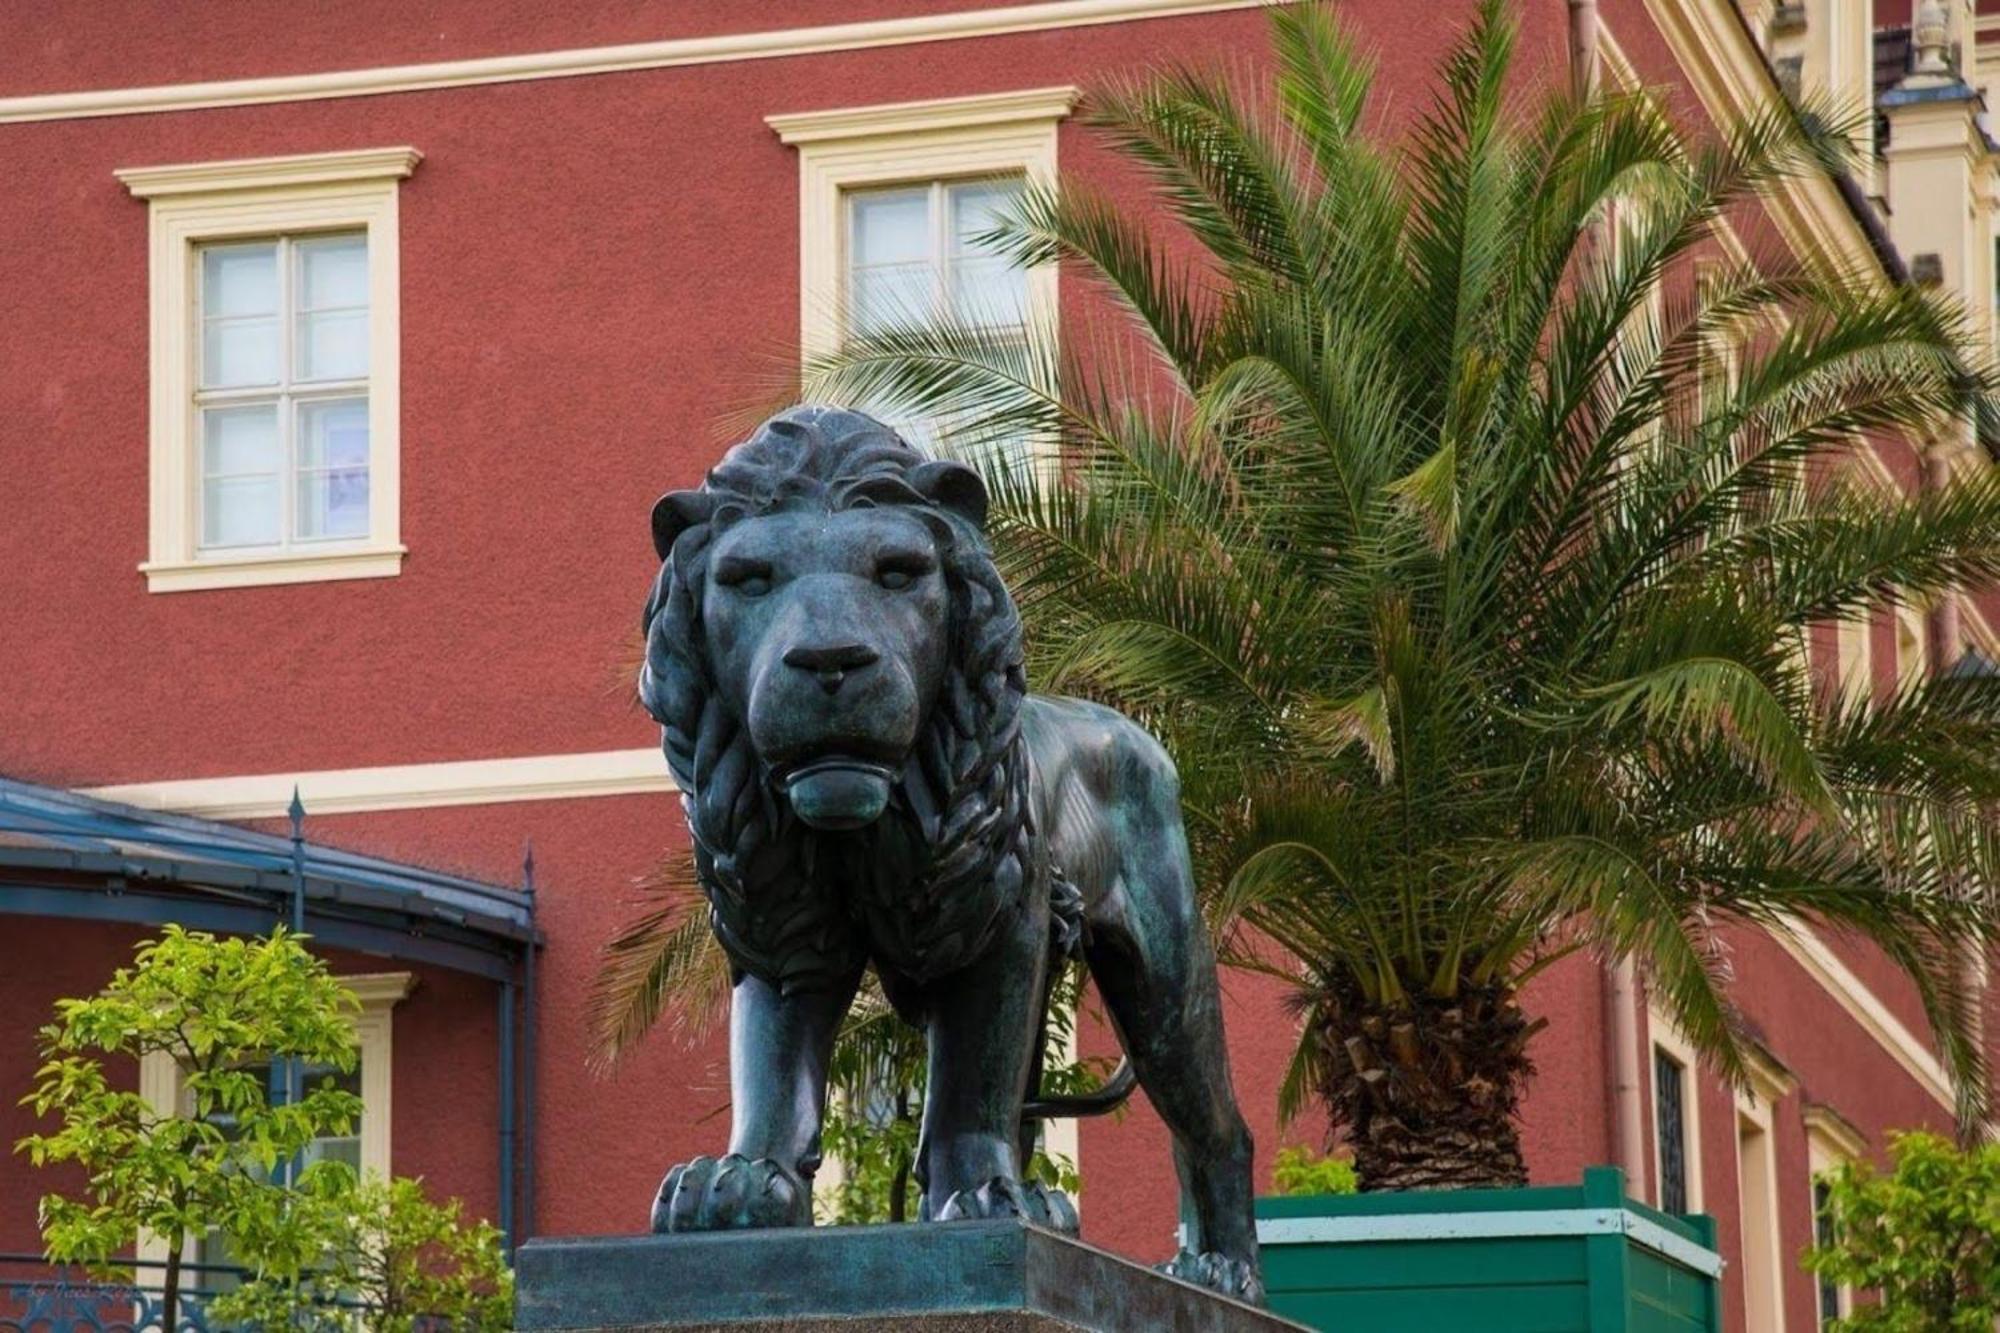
<box><xmin>1806</xmin><ymin>1131</ymin><xmax>2000</xmax><ymax>1331</ymax></box>
<box><xmin>16</xmin><ymin>926</ymin><xmax>361</xmax><ymax>1330</ymax></box>
<box><xmin>1270</xmin><ymin>1145</ymin><xmax>1358</xmax><ymax>1197</ymax></box>
<box><xmin>213</xmin><ymin>1174</ymin><xmax>513</xmax><ymax>1332</ymax></box>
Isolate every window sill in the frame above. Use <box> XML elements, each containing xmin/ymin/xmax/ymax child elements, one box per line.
<box><xmin>140</xmin><ymin>543</ymin><xmax>406</xmax><ymax>593</ymax></box>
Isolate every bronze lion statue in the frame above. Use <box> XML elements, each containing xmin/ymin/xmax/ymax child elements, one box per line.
<box><xmin>638</xmin><ymin>405</ymin><xmax>1260</xmax><ymax>1300</ymax></box>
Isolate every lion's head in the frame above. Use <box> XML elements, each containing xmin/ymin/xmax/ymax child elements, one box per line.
<box><xmin>640</xmin><ymin>406</ymin><xmax>1031</xmax><ymax>987</ymax></box>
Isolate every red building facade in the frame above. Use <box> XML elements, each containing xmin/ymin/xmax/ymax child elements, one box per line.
<box><xmin>2</xmin><ymin>4</ymin><xmax>1995</xmax><ymax>1331</ymax></box>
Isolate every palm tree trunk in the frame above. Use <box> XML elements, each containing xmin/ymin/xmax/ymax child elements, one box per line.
<box><xmin>1312</xmin><ymin>982</ymin><xmax>1539</xmax><ymax>1191</ymax></box>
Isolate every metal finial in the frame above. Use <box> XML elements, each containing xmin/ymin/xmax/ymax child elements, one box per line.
<box><xmin>522</xmin><ymin>840</ymin><xmax>537</xmax><ymax>900</ymax></box>
<box><xmin>288</xmin><ymin>786</ymin><xmax>305</xmax><ymax>840</ymax></box>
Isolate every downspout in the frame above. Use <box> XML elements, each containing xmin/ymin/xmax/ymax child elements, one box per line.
<box><xmin>1570</xmin><ymin>0</ymin><xmax>1647</xmax><ymax>1192</ymax></box>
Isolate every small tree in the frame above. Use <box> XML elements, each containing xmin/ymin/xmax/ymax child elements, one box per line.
<box><xmin>16</xmin><ymin>926</ymin><xmax>361</xmax><ymax>1330</ymax></box>
<box><xmin>213</xmin><ymin>1174</ymin><xmax>514</xmax><ymax>1332</ymax></box>
<box><xmin>1806</xmin><ymin>1131</ymin><xmax>2000</xmax><ymax>1332</ymax></box>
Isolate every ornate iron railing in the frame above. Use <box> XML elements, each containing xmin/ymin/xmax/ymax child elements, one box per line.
<box><xmin>0</xmin><ymin>1254</ymin><xmax>252</xmax><ymax>1333</ymax></box>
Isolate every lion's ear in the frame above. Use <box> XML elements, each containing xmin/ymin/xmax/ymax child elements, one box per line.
<box><xmin>908</xmin><ymin>460</ymin><xmax>988</xmax><ymax>530</ymax></box>
<box><xmin>651</xmin><ymin>490</ymin><xmax>713</xmax><ymax>560</ymax></box>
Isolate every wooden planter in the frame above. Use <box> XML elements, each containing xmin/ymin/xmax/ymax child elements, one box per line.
<box><xmin>1254</xmin><ymin>1167</ymin><xmax>1721</xmax><ymax>1333</ymax></box>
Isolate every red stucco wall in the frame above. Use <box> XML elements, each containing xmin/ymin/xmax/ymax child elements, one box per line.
<box><xmin>0</xmin><ymin>5</ymin><xmax>1981</xmax><ymax>1330</ymax></box>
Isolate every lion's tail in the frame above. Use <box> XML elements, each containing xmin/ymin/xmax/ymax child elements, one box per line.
<box><xmin>1021</xmin><ymin>1059</ymin><xmax>1137</xmax><ymax>1120</ymax></box>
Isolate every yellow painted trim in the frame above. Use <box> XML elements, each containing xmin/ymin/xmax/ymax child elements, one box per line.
<box><xmin>1767</xmin><ymin>918</ymin><xmax>1955</xmax><ymax>1111</ymax></box>
<box><xmin>82</xmin><ymin>748</ymin><xmax>677</xmax><ymax>819</ymax></box>
<box><xmin>1803</xmin><ymin>1102</ymin><xmax>1869</xmax><ymax>1161</ymax></box>
<box><xmin>123</xmin><ymin>149</ymin><xmax>417</xmax><ymax>594</ymax></box>
<box><xmin>772</xmin><ymin>87</ymin><xmax>1073</xmax><ymax>366</ymax></box>
<box><xmin>1732</xmin><ymin>1079</ymin><xmax>1787</xmax><ymax>1332</ymax></box>
<box><xmin>0</xmin><ymin>0</ymin><xmax>1264</xmax><ymax>125</ymax></box>
<box><xmin>345</xmin><ymin>970</ymin><xmax>413</xmax><ymax>1180</ymax></box>
<box><xmin>139</xmin><ymin>544</ymin><xmax>408</xmax><ymax>593</ymax></box>
<box><xmin>1741</xmin><ymin>1040</ymin><xmax>1797</xmax><ymax>1106</ymax></box>
<box><xmin>768</xmin><ymin>86</ymin><xmax>1081</xmax><ymax>144</ymax></box>
<box><xmin>1631</xmin><ymin>2</ymin><xmax>1884</xmax><ymax>279</ymax></box>
<box><xmin>116</xmin><ymin>146</ymin><xmax>423</xmax><ymax>197</ymax></box>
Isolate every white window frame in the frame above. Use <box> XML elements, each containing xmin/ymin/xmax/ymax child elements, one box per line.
<box><xmin>1803</xmin><ymin>1103</ymin><xmax>1867</xmax><ymax>1330</ymax></box>
<box><xmin>136</xmin><ymin>970</ymin><xmax>412</xmax><ymax>1264</ymax></box>
<box><xmin>117</xmin><ymin>148</ymin><xmax>419</xmax><ymax>593</ymax></box>
<box><xmin>1648</xmin><ymin>1008</ymin><xmax>1704</xmax><ymax>1214</ymax></box>
<box><xmin>768</xmin><ymin>86</ymin><xmax>1074</xmax><ymax>370</ymax></box>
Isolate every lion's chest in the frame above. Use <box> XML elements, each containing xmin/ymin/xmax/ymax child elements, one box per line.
<box><xmin>704</xmin><ymin>824</ymin><xmax>1029</xmax><ymax>991</ymax></box>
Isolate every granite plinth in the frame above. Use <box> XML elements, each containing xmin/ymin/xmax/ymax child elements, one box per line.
<box><xmin>514</xmin><ymin>1221</ymin><xmax>1304</xmax><ymax>1333</ymax></box>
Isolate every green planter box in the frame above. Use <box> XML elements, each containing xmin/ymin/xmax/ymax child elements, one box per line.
<box><xmin>1254</xmin><ymin>1166</ymin><xmax>1720</xmax><ymax>1333</ymax></box>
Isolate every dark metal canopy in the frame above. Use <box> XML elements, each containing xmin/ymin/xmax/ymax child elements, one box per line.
<box><xmin>0</xmin><ymin>774</ymin><xmax>537</xmax><ymax>982</ymax></box>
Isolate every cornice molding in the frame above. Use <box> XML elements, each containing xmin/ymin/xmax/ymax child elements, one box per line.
<box><xmin>341</xmin><ymin>971</ymin><xmax>418</xmax><ymax>1006</ymax></box>
<box><xmin>1803</xmin><ymin>1102</ymin><xmax>1870</xmax><ymax>1160</ymax></box>
<box><xmin>116</xmin><ymin>147</ymin><xmax>423</xmax><ymax>199</ymax></box>
<box><xmin>1742</xmin><ymin>1039</ymin><xmax>1799</xmax><ymax>1105</ymax></box>
<box><xmin>768</xmin><ymin>86</ymin><xmax>1080</xmax><ymax>144</ymax></box>
<box><xmin>1767</xmin><ymin>918</ymin><xmax>1955</xmax><ymax>1111</ymax></box>
<box><xmin>81</xmin><ymin>748</ymin><xmax>677</xmax><ymax>820</ymax></box>
<box><xmin>0</xmin><ymin>0</ymin><xmax>1262</xmax><ymax>125</ymax></box>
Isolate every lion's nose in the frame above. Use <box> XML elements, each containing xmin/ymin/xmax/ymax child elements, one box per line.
<box><xmin>782</xmin><ymin>642</ymin><xmax>880</xmax><ymax>694</ymax></box>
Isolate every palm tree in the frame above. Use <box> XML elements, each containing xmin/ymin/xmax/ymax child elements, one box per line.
<box><xmin>801</xmin><ymin>1</ymin><xmax>2000</xmax><ymax>1190</ymax></box>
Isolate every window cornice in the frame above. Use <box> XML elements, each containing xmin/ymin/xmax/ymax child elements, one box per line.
<box><xmin>116</xmin><ymin>146</ymin><xmax>422</xmax><ymax>199</ymax></box>
<box><xmin>766</xmin><ymin>87</ymin><xmax>1079</xmax><ymax>145</ymax></box>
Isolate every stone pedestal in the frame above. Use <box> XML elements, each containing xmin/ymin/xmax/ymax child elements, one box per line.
<box><xmin>514</xmin><ymin>1220</ymin><xmax>1304</xmax><ymax>1332</ymax></box>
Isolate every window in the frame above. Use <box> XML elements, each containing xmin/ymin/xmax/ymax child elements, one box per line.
<box><xmin>1805</xmin><ymin>1103</ymin><xmax>1868</xmax><ymax>1330</ymax></box>
<box><xmin>1649</xmin><ymin>1009</ymin><xmax>1704</xmax><ymax>1216</ymax></box>
<box><xmin>197</xmin><ymin>235</ymin><xmax>372</xmax><ymax>551</ymax></box>
<box><xmin>192</xmin><ymin>1058</ymin><xmax>364</xmax><ymax>1293</ymax></box>
<box><xmin>1812</xmin><ymin>1177</ymin><xmax>1841</xmax><ymax>1328</ymax></box>
<box><xmin>843</xmin><ymin>177</ymin><xmax>1028</xmax><ymax>449</ymax></box>
<box><xmin>770</xmin><ymin>87</ymin><xmax>1075</xmax><ymax>457</ymax></box>
<box><xmin>117</xmin><ymin>148</ymin><xmax>419</xmax><ymax>593</ymax></box>
<box><xmin>137</xmin><ymin>972</ymin><xmax>411</xmax><ymax>1268</ymax></box>
<box><xmin>1654</xmin><ymin>1046</ymin><xmax>1691</xmax><ymax>1213</ymax></box>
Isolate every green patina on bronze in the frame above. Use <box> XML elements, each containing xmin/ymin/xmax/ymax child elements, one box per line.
<box><xmin>635</xmin><ymin>406</ymin><xmax>1259</xmax><ymax>1299</ymax></box>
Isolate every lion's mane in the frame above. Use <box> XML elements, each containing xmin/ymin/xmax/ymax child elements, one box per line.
<box><xmin>639</xmin><ymin>406</ymin><xmax>1033</xmax><ymax>994</ymax></box>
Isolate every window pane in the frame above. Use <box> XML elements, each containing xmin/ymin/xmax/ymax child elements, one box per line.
<box><xmin>851</xmin><ymin>263</ymin><xmax>935</xmax><ymax>335</ymax></box>
<box><xmin>850</xmin><ymin>187</ymin><xmax>930</xmax><ymax>266</ymax></box>
<box><xmin>948</xmin><ymin>179</ymin><xmax>1022</xmax><ymax>252</ymax></box>
<box><xmin>202</xmin><ymin>243</ymin><xmax>277</xmax><ymax>318</ymax></box>
<box><xmin>296</xmin><ymin>309</ymin><xmax>368</xmax><ymax>381</ymax></box>
<box><xmin>948</xmin><ymin>254</ymin><xmax>1027</xmax><ymax>327</ymax></box>
<box><xmin>201</xmin><ymin>403</ymin><xmax>280</xmax><ymax>478</ymax></box>
<box><xmin>1654</xmin><ymin>1049</ymin><xmax>1687</xmax><ymax>1214</ymax></box>
<box><xmin>297</xmin><ymin>235</ymin><xmax>367</xmax><ymax>309</ymax></box>
<box><xmin>203</xmin><ymin>476</ymin><xmax>281</xmax><ymax>548</ymax></box>
<box><xmin>295</xmin><ymin>235</ymin><xmax>369</xmax><ymax>381</ymax></box>
<box><xmin>296</xmin><ymin>398</ymin><xmax>370</xmax><ymax>541</ymax></box>
<box><xmin>203</xmin><ymin>317</ymin><xmax>280</xmax><ymax>388</ymax></box>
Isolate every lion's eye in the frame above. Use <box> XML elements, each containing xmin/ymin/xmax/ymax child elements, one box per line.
<box><xmin>876</xmin><ymin>556</ymin><xmax>932</xmax><ymax>591</ymax></box>
<box><xmin>714</xmin><ymin>557</ymin><xmax>774</xmax><ymax>596</ymax></box>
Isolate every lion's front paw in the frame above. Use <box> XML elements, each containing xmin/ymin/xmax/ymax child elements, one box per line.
<box><xmin>650</xmin><ymin>1153</ymin><xmax>810</xmax><ymax>1232</ymax></box>
<box><xmin>1159</xmin><ymin>1249</ymin><xmax>1264</xmax><ymax>1305</ymax></box>
<box><xmin>929</xmin><ymin>1176</ymin><xmax>1079</xmax><ymax>1235</ymax></box>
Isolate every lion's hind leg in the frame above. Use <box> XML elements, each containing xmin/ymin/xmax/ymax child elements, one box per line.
<box><xmin>1084</xmin><ymin>736</ymin><xmax>1261</xmax><ymax>1302</ymax></box>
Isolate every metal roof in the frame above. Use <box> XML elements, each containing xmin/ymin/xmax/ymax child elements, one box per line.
<box><xmin>0</xmin><ymin>775</ymin><xmax>536</xmax><ymax>981</ymax></box>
